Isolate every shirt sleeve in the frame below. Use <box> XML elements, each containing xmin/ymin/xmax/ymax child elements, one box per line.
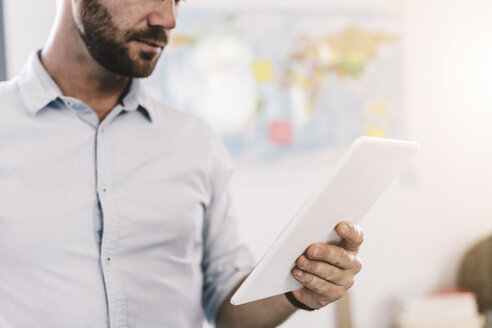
<box><xmin>201</xmin><ymin>136</ymin><xmax>255</xmax><ymax>324</ymax></box>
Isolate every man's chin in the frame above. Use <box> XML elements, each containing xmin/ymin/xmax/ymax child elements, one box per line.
<box><xmin>129</xmin><ymin>61</ymin><xmax>158</xmax><ymax>78</ymax></box>
<box><xmin>118</xmin><ymin>53</ymin><xmax>159</xmax><ymax>78</ymax></box>
<box><xmin>139</xmin><ymin>50</ymin><xmax>160</xmax><ymax>62</ymax></box>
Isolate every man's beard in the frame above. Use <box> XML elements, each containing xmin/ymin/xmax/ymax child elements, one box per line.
<box><xmin>78</xmin><ymin>0</ymin><xmax>168</xmax><ymax>78</ymax></box>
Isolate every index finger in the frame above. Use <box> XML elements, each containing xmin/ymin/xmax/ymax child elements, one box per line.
<box><xmin>335</xmin><ymin>222</ymin><xmax>364</xmax><ymax>253</ymax></box>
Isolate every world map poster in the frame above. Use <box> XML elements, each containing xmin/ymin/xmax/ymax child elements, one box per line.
<box><xmin>144</xmin><ymin>8</ymin><xmax>404</xmax><ymax>162</ymax></box>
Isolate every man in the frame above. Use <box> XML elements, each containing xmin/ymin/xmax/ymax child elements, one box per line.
<box><xmin>0</xmin><ymin>0</ymin><xmax>364</xmax><ymax>327</ymax></box>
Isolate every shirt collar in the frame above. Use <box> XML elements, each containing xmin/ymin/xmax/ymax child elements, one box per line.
<box><xmin>120</xmin><ymin>78</ymin><xmax>156</xmax><ymax>123</ymax></box>
<box><xmin>18</xmin><ymin>51</ymin><xmax>63</xmax><ymax>115</ymax></box>
<box><xmin>17</xmin><ymin>51</ymin><xmax>156</xmax><ymax>123</ymax></box>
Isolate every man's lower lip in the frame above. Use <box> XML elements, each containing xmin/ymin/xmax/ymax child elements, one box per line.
<box><xmin>134</xmin><ymin>40</ymin><xmax>163</xmax><ymax>54</ymax></box>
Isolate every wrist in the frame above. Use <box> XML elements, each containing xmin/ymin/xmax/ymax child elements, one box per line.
<box><xmin>284</xmin><ymin>291</ymin><xmax>316</xmax><ymax>311</ymax></box>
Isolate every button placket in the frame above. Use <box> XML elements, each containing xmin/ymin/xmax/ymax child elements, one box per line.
<box><xmin>95</xmin><ymin>124</ymin><xmax>127</xmax><ymax>327</ymax></box>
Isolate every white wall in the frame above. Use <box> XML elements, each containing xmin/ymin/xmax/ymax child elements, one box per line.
<box><xmin>4</xmin><ymin>0</ymin><xmax>492</xmax><ymax>327</ymax></box>
<box><xmin>353</xmin><ymin>1</ymin><xmax>492</xmax><ymax>327</ymax></box>
<box><xmin>3</xmin><ymin>0</ymin><xmax>55</xmax><ymax>77</ymax></box>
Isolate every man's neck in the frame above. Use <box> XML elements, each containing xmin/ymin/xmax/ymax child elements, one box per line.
<box><xmin>40</xmin><ymin>8</ymin><xmax>131</xmax><ymax>122</ymax></box>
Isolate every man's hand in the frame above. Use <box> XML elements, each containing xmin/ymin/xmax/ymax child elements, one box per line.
<box><xmin>216</xmin><ymin>222</ymin><xmax>364</xmax><ymax>328</ymax></box>
<box><xmin>290</xmin><ymin>221</ymin><xmax>364</xmax><ymax>309</ymax></box>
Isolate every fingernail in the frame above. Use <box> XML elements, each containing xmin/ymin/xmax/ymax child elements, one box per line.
<box><xmin>340</xmin><ymin>224</ymin><xmax>349</xmax><ymax>235</ymax></box>
<box><xmin>312</xmin><ymin>247</ymin><xmax>321</xmax><ymax>257</ymax></box>
<box><xmin>302</xmin><ymin>258</ymin><xmax>310</xmax><ymax>268</ymax></box>
<box><xmin>296</xmin><ymin>269</ymin><xmax>304</xmax><ymax>278</ymax></box>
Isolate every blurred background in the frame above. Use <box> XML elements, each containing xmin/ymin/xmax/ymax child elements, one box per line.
<box><xmin>2</xmin><ymin>0</ymin><xmax>492</xmax><ymax>327</ymax></box>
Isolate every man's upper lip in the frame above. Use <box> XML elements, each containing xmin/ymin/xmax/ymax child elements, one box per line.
<box><xmin>136</xmin><ymin>39</ymin><xmax>165</xmax><ymax>48</ymax></box>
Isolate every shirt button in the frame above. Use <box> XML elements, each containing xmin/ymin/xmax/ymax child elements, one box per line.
<box><xmin>102</xmin><ymin>188</ymin><xmax>108</xmax><ymax>193</ymax></box>
<box><xmin>66</xmin><ymin>100</ymin><xmax>73</xmax><ymax>107</ymax></box>
<box><xmin>106</xmin><ymin>257</ymin><xmax>111</xmax><ymax>262</ymax></box>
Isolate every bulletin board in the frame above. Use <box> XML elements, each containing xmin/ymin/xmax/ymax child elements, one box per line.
<box><xmin>143</xmin><ymin>5</ymin><xmax>405</xmax><ymax>163</ymax></box>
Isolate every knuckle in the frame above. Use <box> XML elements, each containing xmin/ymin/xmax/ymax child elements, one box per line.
<box><xmin>318</xmin><ymin>296</ymin><xmax>331</xmax><ymax>307</ymax></box>
<box><xmin>322</xmin><ymin>269</ymin><xmax>333</xmax><ymax>282</ymax></box>
<box><xmin>313</xmin><ymin>279</ymin><xmax>328</xmax><ymax>294</ymax></box>
<box><xmin>353</xmin><ymin>258</ymin><xmax>363</xmax><ymax>272</ymax></box>
<box><xmin>333</xmin><ymin>288</ymin><xmax>345</xmax><ymax>301</ymax></box>
<box><xmin>333</xmin><ymin>249</ymin><xmax>345</xmax><ymax>267</ymax></box>
<box><xmin>356</xmin><ymin>226</ymin><xmax>365</xmax><ymax>244</ymax></box>
<box><xmin>321</xmin><ymin>245</ymin><xmax>333</xmax><ymax>259</ymax></box>
<box><xmin>303</xmin><ymin>273</ymin><xmax>320</xmax><ymax>289</ymax></box>
<box><xmin>306</xmin><ymin>259</ymin><xmax>317</xmax><ymax>272</ymax></box>
<box><xmin>303</xmin><ymin>272</ymin><xmax>313</xmax><ymax>284</ymax></box>
<box><xmin>346</xmin><ymin>277</ymin><xmax>355</xmax><ymax>289</ymax></box>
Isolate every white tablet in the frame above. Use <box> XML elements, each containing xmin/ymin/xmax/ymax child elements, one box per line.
<box><xmin>231</xmin><ymin>136</ymin><xmax>419</xmax><ymax>305</ymax></box>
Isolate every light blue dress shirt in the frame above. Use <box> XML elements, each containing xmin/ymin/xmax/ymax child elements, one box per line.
<box><xmin>0</xmin><ymin>52</ymin><xmax>254</xmax><ymax>328</ymax></box>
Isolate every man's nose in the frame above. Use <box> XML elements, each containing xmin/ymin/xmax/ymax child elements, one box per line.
<box><xmin>148</xmin><ymin>0</ymin><xmax>177</xmax><ymax>30</ymax></box>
